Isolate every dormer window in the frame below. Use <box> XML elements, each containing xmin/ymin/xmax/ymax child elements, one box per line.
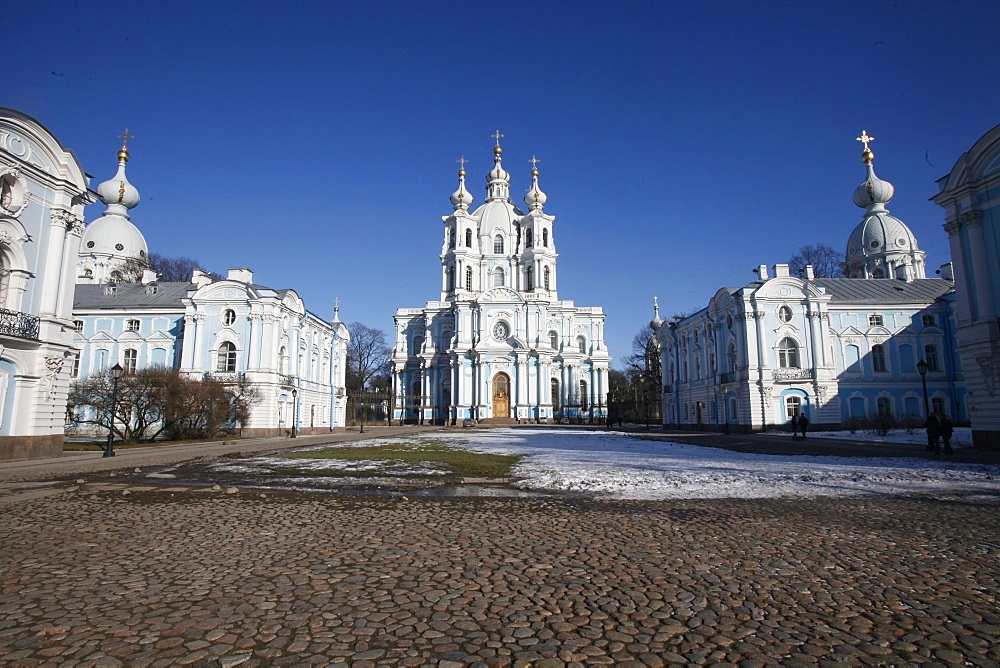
<box><xmin>104</xmin><ymin>282</ymin><xmax>117</xmax><ymax>296</ymax></box>
<box><xmin>493</xmin><ymin>235</ymin><xmax>504</xmax><ymax>254</ymax></box>
<box><xmin>146</xmin><ymin>282</ymin><xmax>158</xmax><ymax>294</ymax></box>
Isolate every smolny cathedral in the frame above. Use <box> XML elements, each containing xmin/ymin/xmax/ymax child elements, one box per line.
<box><xmin>391</xmin><ymin>135</ymin><xmax>611</xmax><ymax>424</ymax></box>
<box><xmin>2</xmin><ymin>102</ymin><xmax>1000</xmax><ymax>459</ymax></box>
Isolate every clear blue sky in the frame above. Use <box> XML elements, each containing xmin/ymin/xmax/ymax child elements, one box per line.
<box><xmin>9</xmin><ymin>1</ymin><xmax>999</xmax><ymax>365</ymax></box>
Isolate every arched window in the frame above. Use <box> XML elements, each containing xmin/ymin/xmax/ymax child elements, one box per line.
<box><xmin>123</xmin><ymin>349</ymin><xmax>138</xmax><ymax>375</ymax></box>
<box><xmin>931</xmin><ymin>397</ymin><xmax>945</xmax><ymax>417</ymax></box>
<box><xmin>778</xmin><ymin>338</ymin><xmax>799</xmax><ymax>368</ymax></box>
<box><xmin>551</xmin><ymin>378</ymin><xmax>560</xmax><ymax>409</ymax></box>
<box><xmin>493</xmin><ymin>234</ymin><xmax>504</xmax><ymax>254</ymax></box>
<box><xmin>465</xmin><ymin>267</ymin><xmax>473</xmax><ymax>291</ymax></box>
<box><xmin>447</xmin><ymin>267</ymin><xmax>455</xmax><ymax>292</ymax></box>
<box><xmin>465</xmin><ymin>229</ymin><xmax>473</xmax><ymax>247</ymax></box>
<box><xmin>549</xmin><ymin>331</ymin><xmax>558</xmax><ymax>349</ymax></box>
<box><xmin>580</xmin><ymin>380</ymin><xmax>588</xmax><ymax>410</ymax></box>
<box><xmin>543</xmin><ymin>267</ymin><xmax>550</xmax><ymax>290</ymax></box>
<box><xmin>525</xmin><ymin>229</ymin><xmax>532</xmax><ymax>247</ymax></box>
<box><xmin>784</xmin><ymin>396</ymin><xmax>802</xmax><ymax>422</ymax></box>
<box><xmin>448</xmin><ymin>229</ymin><xmax>455</xmax><ymax>249</ymax></box>
<box><xmin>728</xmin><ymin>343</ymin><xmax>737</xmax><ymax>370</ymax></box>
<box><xmin>542</xmin><ymin>229</ymin><xmax>549</xmax><ymax>247</ymax></box>
<box><xmin>525</xmin><ymin>266</ymin><xmax>534</xmax><ymax>290</ymax></box>
<box><xmin>877</xmin><ymin>397</ymin><xmax>892</xmax><ymax>417</ymax></box>
<box><xmin>871</xmin><ymin>344</ymin><xmax>887</xmax><ymax>372</ymax></box>
<box><xmin>0</xmin><ymin>257</ymin><xmax>9</xmax><ymax>309</ymax></box>
<box><xmin>493</xmin><ymin>267</ymin><xmax>505</xmax><ymax>287</ymax></box>
<box><xmin>924</xmin><ymin>344</ymin><xmax>940</xmax><ymax>372</ymax></box>
<box><xmin>217</xmin><ymin>341</ymin><xmax>237</xmax><ymax>373</ymax></box>
<box><xmin>279</xmin><ymin>346</ymin><xmax>288</xmax><ymax>374</ymax></box>
<box><xmin>577</xmin><ymin>335</ymin><xmax>586</xmax><ymax>354</ymax></box>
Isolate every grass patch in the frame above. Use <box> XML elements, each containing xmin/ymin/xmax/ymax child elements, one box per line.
<box><xmin>279</xmin><ymin>439</ymin><xmax>520</xmax><ymax>478</ymax></box>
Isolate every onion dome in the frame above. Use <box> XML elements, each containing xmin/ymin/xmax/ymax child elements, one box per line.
<box><xmin>843</xmin><ymin>131</ymin><xmax>925</xmax><ymax>280</ymax></box>
<box><xmin>485</xmin><ymin>130</ymin><xmax>510</xmax><ymax>201</ymax></box>
<box><xmin>649</xmin><ymin>297</ymin><xmax>664</xmax><ymax>331</ymax></box>
<box><xmin>80</xmin><ymin>133</ymin><xmax>148</xmax><ymax>269</ymax></box>
<box><xmin>450</xmin><ymin>157</ymin><xmax>473</xmax><ymax>211</ymax></box>
<box><xmin>524</xmin><ymin>156</ymin><xmax>547</xmax><ymax>211</ymax></box>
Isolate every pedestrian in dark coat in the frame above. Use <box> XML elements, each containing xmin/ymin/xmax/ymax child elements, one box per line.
<box><xmin>939</xmin><ymin>415</ymin><xmax>954</xmax><ymax>454</ymax></box>
<box><xmin>925</xmin><ymin>414</ymin><xmax>940</xmax><ymax>454</ymax></box>
<box><xmin>798</xmin><ymin>413</ymin><xmax>809</xmax><ymax>439</ymax></box>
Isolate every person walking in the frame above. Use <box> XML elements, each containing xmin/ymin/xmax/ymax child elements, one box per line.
<box><xmin>925</xmin><ymin>413</ymin><xmax>941</xmax><ymax>454</ymax></box>
<box><xmin>798</xmin><ymin>412</ymin><xmax>809</xmax><ymax>439</ymax></box>
<box><xmin>939</xmin><ymin>415</ymin><xmax>954</xmax><ymax>454</ymax></box>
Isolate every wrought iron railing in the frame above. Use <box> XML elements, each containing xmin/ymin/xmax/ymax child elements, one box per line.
<box><xmin>0</xmin><ymin>309</ymin><xmax>40</xmax><ymax>340</ymax></box>
<box><xmin>280</xmin><ymin>374</ymin><xmax>297</xmax><ymax>387</ymax></box>
<box><xmin>719</xmin><ymin>371</ymin><xmax>737</xmax><ymax>384</ymax></box>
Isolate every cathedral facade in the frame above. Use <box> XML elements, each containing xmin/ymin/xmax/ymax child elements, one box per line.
<box><xmin>0</xmin><ymin>109</ymin><xmax>94</xmax><ymax>459</ymax></box>
<box><xmin>933</xmin><ymin>123</ymin><xmax>1000</xmax><ymax>448</ymax></box>
<box><xmin>391</xmin><ymin>137</ymin><xmax>610</xmax><ymax>424</ymax></box>
<box><xmin>655</xmin><ymin>133</ymin><xmax>965</xmax><ymax>432</ymax></box>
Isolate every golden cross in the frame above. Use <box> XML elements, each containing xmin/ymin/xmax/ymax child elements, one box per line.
<box><xmin>457</xmin><ymin>155</ymin><xmax>467</xmax><ymax>171</ymax></box>
<box><xmin>529</xmin><ymin>155</ymin><xmax>540</xmax><ymax>170</ymax></box>
<box><xmin>334</xmin><ymin>296</ymin><xmax>340</xmax><ymax>312</ymax></box>
<box><xmin>856</xmin><ymin>130</ymin><xmax>874</xmax><ymax>150</ymax></box>
<box><xmin>118</xmin><ymin>128</ymin><xmax>134</xmax><ymax>146</ymax></box>
<box><xmin>492</xmin><ymin>129</ymin><xmax>504</xmax><ymax>146</ymax></box>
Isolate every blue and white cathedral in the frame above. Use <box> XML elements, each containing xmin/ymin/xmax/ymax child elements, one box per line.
<box><xmin>391</xmin><ymin>135</ymin><xmax>610</xmax><ymax>424</ymax></box>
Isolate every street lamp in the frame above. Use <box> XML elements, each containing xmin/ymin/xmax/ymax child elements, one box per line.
<box><xmin>291</xmin><ymin>387</ymin><xmax>298</xmax><ymax>438</ymax></box>
<box><xmin>104</xmin><ymin>363</ymin><xmax>124</xmax><ymax>458</ymax></box>
<box><xmin>917</xmin><ymin>359</ymin><xmax>929</xmax><ymax>416</ymax></box>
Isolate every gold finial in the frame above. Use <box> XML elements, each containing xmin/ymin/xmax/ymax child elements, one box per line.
<box><xmin>334</xmin><ymin>296</ymin><xmax>340</xmax><ymax>312</ymax></box>
<box><xmin>457</xmin><ymin>155</ymin><xmax>467</xmax><ymax>175</ymax></box>
<box><xmin>117</xmin><ymin>128</ymin><xmax>134</xmax><ymax>163</ymax></box>
<box><xmin>492</xmin><ymin>129</ymin><xmax>504</xmax><ymax>155</ymax></box>
<box><xmin>529</xmin><ymin>155</ymin><xmax>540</xmax><ymax>175</ymax></box>
<box><xmin>857</xmin><ymin>130</ymin><xmax>874</xmax><ymax>163</ymax></box>
<box><xmin>653</xmin><ymin>296</ymin><xmax>659</xmax><ymax>314</ymax></box>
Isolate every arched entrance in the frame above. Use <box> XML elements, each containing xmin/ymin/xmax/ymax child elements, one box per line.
<box><xmin>493</xmin><ymin>372</ymin><xmax>510</xmax><ymax>418</ymax></box>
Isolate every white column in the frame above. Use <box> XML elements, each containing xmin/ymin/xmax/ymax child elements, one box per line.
<box><xmin>964</xmin><ymin>212</ymin><xmax>995</xmax><ymax>320</ymax></box>
<box><xmin>944</xmin><ymin>219</ymin><xmax>973</xmax><ymax>325</ymax></box>
<box><xmin>39</xmin><ymin>212</ymin><xmax>69</xmax><ymax>316</ymax></box>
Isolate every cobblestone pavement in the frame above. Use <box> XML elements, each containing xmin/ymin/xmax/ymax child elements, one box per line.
<box><xmin>1</xmin><ymin>483</ymin><xmax>998</xmax><ymax>666</ymax></box>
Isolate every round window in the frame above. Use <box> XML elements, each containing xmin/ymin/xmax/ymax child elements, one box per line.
<box><xmin>870</xmin><ymin>240</ymin><xmax>879</xmax><ymax>249</ymax></box>
<box><xmin>115</xmin><ymin>243</ymin><xmax>124</xmax><ymax>251</ymax></box>
<box><xmin>223</xmin><ymin>309</ymin><xmax>237</xmax><ymax>327</ymax></box>
<box><xmin>139</xmin><ymin>250</ymin><xmax>146</xmax><ymax>257</ymax></box>
<box><xmin>493</xmin><ymin>321</ymin><xmax>510</xmax><ymax>340</ymax></box>
<box><xmin>86</xmin><ymin>241</ymin><xmax>95</xmax><ymax>248</ymax></box>
<box><xmin>778</xmin><ymin>306</ymin><xmax>792</xmax><ymax>323</ymax></box>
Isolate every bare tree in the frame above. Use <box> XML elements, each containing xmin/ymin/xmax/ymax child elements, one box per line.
<box><xmin>148</xmin><ymin>253</ymin><xmax>223</xmax><ymax>282</ymax></box>
<box><xmin>69</xmin><ymin>368</ymin><xmax>262</xmax><ymax>442</ymax></box>
<box><xmin>346</xmin><ymin>321</ymin><xmax>391</xmax><ymax>392</ymax></box>
<box><xmin>789</xmin><ymin>244</ymin><xmax>844</xmax><ymax>278</ymax></box>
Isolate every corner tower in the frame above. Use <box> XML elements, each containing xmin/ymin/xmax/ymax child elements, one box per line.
<box><xmin>843</xmin><ymin>131</ymin><xmax>926</xmax><ymax>281</ymax></box>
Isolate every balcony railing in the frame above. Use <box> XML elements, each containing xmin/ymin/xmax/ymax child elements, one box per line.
<box><xmin>773</xmin><ymin>367</ymin><xmax>814</xmax><ymax>381</ymax></box>
<box><xmin>718</xmin><ymin>371</ymin><xmax>737</xmax><ymax>384</ymax></box>
<box><xmin>0</xmin><ymin>309</ymin><xmax>40</xmax><ymax>341</ymax></box>
<box><xmin>280</xmin><ymin>374</ymin><xmax>298</xmax><ymax>387</ymax></box>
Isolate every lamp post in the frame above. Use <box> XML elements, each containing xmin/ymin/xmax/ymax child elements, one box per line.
<box><xmin>104</xmin><ymin>363</ymin><xmax>124</xmax><ymax>458</ymax></box>
<box><xmin>917</xmin><ymin>359</ymin><xmax>930</xmax><ymax>416</ymax></box>
<box><xmin>291</xmin><ymin>387</ymin><xmax>298</xmax><ymax>438</ymax></box>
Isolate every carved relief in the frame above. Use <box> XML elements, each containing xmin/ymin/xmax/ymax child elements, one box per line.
<box><xmin>40</xmin><ymin>356</ymin><xmax>64</xmax><ymax>402</ymax></box>
<box><xmin>977</xmin><ymin>356</ymin><xmax>999</xmax><ymax>397</ymax></box>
